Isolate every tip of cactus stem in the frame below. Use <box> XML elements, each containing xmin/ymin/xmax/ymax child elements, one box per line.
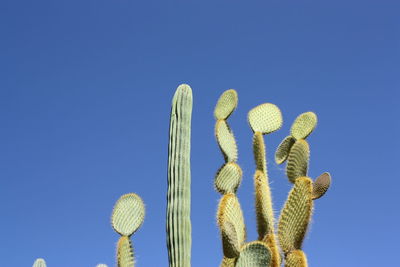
<box><xmin>214</xmin><ymin>89</ymin><xmax>238</xmax><ymax>120</ymax></box>
<box><xmin>111</xmin><ymin>193</ymin><xmax>145</xmax><ymax>237</ymax></box>
<box><xmin>33</xmin><ymin>258</ymin><xmax>47</xmax><ymax>267</ymax></box>
<box><xmin>290</xmin><ymin>111</ymin><xmax>317</xmax><ymax>140</ymax></box>
<box><xmin>312</xmin><ymin>172</ymin><xmax>331</xmax><ymax>200</ymax></box>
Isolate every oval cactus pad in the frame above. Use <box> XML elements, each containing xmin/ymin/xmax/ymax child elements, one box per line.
<box><xmin>215</xmin><ymin>162</ymin><xmax>243</xmax><ymax>194</ymax></box>
<box><xmin>290</xmin><ymin>112</ymin><xmax>317</xmax><ymax>140</ymax></box>
<box><xmin>215</xmin><ymin>120</ymin><xmax>238</xmax><ymax>162</ymax></box>
<box><xmin>248</xmin><ymin>103</ymin><xmax>282</xmax><ymax>134</ymax></box>
<box><xmin>235</xmin><ymin>241</ymin><xmax>272</xmax><ymax>267</ymax></box>
<box><xmin>214</xmin><ymin>89</ymin><xmax>238</xmax><ymax>120</ymax></box>
<box><xmin>312</xmin><ymin>172</ymin><xmax>331</xmax><ymax>200</ymax></box>
<box><xmin>112</xmin><ymin>193</ymin><xmax>145</xmax><ymax>236</ymax></box>
<box><xmin>275</xmin><ymin>135</ymin><xmax>296</xmax><ymax>165</ymax></box>
<box><xmin>286</xmin><ymin>139</ymin><xmax>310</xmax><ymax>183</ymax></box>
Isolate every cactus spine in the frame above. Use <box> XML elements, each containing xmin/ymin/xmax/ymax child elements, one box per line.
<box><xmin>167</xmin><ymin>84</ymin><xmax>193</xmax><ymax>267</ymax></box>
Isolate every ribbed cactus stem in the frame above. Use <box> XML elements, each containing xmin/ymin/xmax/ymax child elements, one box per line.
<box><xmin>167</xmin><ymin>84</ymin><xmax>193</xmax><ymax>267</ymax></box>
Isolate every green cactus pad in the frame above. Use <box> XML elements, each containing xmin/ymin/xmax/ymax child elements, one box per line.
<box><xmin>285</xmin><ymin>250</ymin><xmax>308</xmax><ymax>267</ymax></box>
<box><xmin>220</xmin><ymin>257</ymin><xmax>236</xmax><ymax>267</ymax></box>
<box><xmin>278</xmin><ymin>177</ymin><xmax>313</xmax><ymax>254</ymax></box>
<box><xmin>235</xmin><ymin>241</ymin><xmax>272</xmax><ymax>267</ymax></box>
<box><xmin>117</xmin><ymin>236</ymin><xmax>134</xmax><ymax>267</ymax></box>
<box><xmin>290</xmin><ymin>112</ymin><xmax>317</xmax><ymax>140</ymax></box>
<box><xmin>253</xmin><ymin>132</ymin><xmax>266</xmax><ymax>172</ymax></box>
<box><xmin>247</xmin><ymin>103</ymin><xmax>282</xmax><ymax>134</ymax></box>
<box><xmin>254</xmin><ymin>170</ymin><xmax>274</xmax><ymax>241</ymax></box>
<box><xmin>215</xmin><ymin>162</ymin><xmax>243</xmax><ymax>194</ymax></box>
<box><xmin>33</xmin><ymin>258</ymin><xmax>46</xmax><ymax>267</ymax></box>
<box><xmin>96</xmin><ymin>264</ymin><xmax>109</xmax><ymax>267</ymax></box>
<box><xmin>217</xmin><ymin>193</ymin><xmax>246</xmax><ymax>257</ymax></box>
<box><xmin>275</xmin><ymin>136</ymin><xmax>296</xmax><ymax>165</ymax></box>
<box><xmin>286</xmin><ymin>140</ymin><xmax>310</xmax><ymax>183</ymax></box>
<box><xmin>214</xmin><ymin>89</ymin><xmax>238</xmax><ymax>120</ymax></box>
<box><xmin>312</xmin><ymin>172</ymin><xmax>331</xmax><ymax>200</ymax></box>
<box><xmin>111</xmin><ymin>193</ymin><xmax>145</xmax><ymax>236</ymax></box>
<box><xmin>215</xmin><ymin>120</ymin><xmax>238</xmax><ymax>162</ymax></box>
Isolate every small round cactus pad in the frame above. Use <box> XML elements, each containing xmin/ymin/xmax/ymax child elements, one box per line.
<box><xmin>33</xmin><ymin>258</ymin><xmax>47</xmax><ymax>267</ymax></box>
<box><xmin>235</xmin><ymin>241</ymin><xmax>272</xmax><ymax>267</ymax></box>
<box><xmin>214</xmin><ymin>89</ymin><xmax>238</xmax><ymax>120</ymax></box>
<box><xmin>290</xmin><ymin>112</ymin><xmax>317</xmax><ymax>140</ymax></box>
<box><xmin>112</xmin><ymin>193</ymin><xmax>145</xmax><ymax>236</ymax></box>
<box><xmin>248</xmin><ymin>103</ymin><xmax>282</xmax><ymax>134</ymax></box>
<box><xmin>214</xmin><ymin>162</ymin><xmax>243</xmax><ymax>194</ymax></box>
<box><xmin>312</xmin><ymin>172</ymin><xmax>331</xmax><ymax>200</ymax></box>
<box><xmin>275</xmin><ymin>135</ymin><xmax>296</xmax><ymax>165</ymax></box>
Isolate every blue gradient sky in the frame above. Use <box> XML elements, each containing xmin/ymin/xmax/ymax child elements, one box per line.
<box><xmin>1</xmin><ymin>1</ymin><xmax>399</xmax><ymax>266</ymax></box>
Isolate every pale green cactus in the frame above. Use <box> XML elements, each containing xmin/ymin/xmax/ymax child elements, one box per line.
<box><xmin>33</xmin><ymin>258</ymin><xmax>46</xmax><ymax>267</ymax></box>
<box><xmin>117</xmin><ymin>236</ymin><xmax>134</xmax><ymax>267</ymax></box>
<box><xmin>214</xmin><ymin>162</ymin><xmax>243</xmax><ymax>194</ymax></box>
<box><xmin>290</xmin><ymin>112</ymin><xmax>317</xmax><ymax>140</ymax></box>
<box><xmin>167</xmin><ymin>84</ymin><xmax>193</xmax><ymax>267</ymax></box>
<box><xmin>235</xmin><ymin>241</ymin><xmax>272</xmax><ymax>267</ymax></box>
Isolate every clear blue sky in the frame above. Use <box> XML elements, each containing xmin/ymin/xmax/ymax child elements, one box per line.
<box><xmin>0</xmin><ymin>1</ymin><xmax>399</xmax><ymax>266</ymax></box>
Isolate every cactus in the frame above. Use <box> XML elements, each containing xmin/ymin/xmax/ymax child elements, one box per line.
<box><xmin>33</xmin><ymin>258</ymin><xmax>46</xmax><ymax>267</ymax></box>
<box><xmin>96</xmin><ymin>264</ymin><xmax>109</xmax><ymax>267</ymax></box>
<box><xmin>167</xmin><ymin>84</ymin><xmax>193</xmax><ymax>267</ymax></box>
<box><xmin>31</xmin><ymin>85</ymin><xmax>332</xmax><ymax>267</ymax></box>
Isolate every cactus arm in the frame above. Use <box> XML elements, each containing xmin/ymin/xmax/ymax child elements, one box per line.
<box><xmin>117</xmin><ymin>236</ymin><xmax>134</xmax><ymax>267</ymax></box>
<box><xmin>167</xmin><ymin>84</ymin><xmax>193</xmax><ymax>267</ymax></box>
<box><xmin>278</xmin><ymin>177</ymin><xmax>313</xmax><ymax>255</ymax></box>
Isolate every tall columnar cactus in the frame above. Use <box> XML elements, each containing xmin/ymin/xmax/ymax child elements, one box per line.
<box><xmin>167</xmin><ymin>84</ymin><xmax>193</xmax><ymax>267</ymax></box>
<box><xmin>33</xmin><ymin>258</ymin><xmax>46</xmax><ymax>267</ymax></box>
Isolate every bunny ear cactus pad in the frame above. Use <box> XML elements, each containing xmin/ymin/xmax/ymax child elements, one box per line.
<box><xmin>312</xmin><ymin>172</ymin><xmax>332</xmax><ymax>200</ymax></box>
<box><xmin>235</xmin><ymin>241</ymin><xmax>272</xmax><ymax>267</ymax></box>
<box><xmin>217</xmin><ymin>193</ymin><xmax>247</xmax><ymax>256</ymax></box>
<box><xmin>248</xmin><ymin>103</ymin><xmax>282</xmax><ymax>134</ymax></box>
<box><xmin>290</xmin><ymin>112</ymin><xmax>317</xmax><ymax>140</ymax></box>
<box><xmin>216</xmin><ymin>120</ymin><xmax>238</xmax><ymax>162</ymax></box>
<box><xmin>215</xmin><ymin>89</ymin><xmax>238</xmax><ymax>120</ymax></box>
<box><xmin>278</xmin><ymin>177</ymin><xmax>313</xmax><ymax>254</ymax></box>
<box><xmin>286</xmin><ymin>140</ymin><xmax>310</xmax><ymax>183</ymax></box>
<box><xmin>285</xmin><ymin>250</ymin><xmax>308</xmax><ymax>267</ymax></box>
<box><xmin>215</xmin><ymin>162</ymin><xmax>243</xmax><ymax>194</ymax></box>
<box><xmin>111</xmin><ymin>193</ymin><xmax>145</xmax><ymax>236</ymax></box>
<box><xmin>275</xmin><ymin>136</ymin><xmax>296</xmax><ymax>165</ymax></box>
<box><xmin>33</xmin><ymin>258</ymin><xmax>46</xmax><ymax>267</ymax></box>
<box><xmin>117</xmin><ymin>236</ymin><xmax>134</xmax><ymax>267</ymax></box>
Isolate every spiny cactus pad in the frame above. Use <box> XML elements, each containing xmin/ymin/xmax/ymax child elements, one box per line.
<box><xmin>254</xmin><ymin>170</ymin><xmax>274</xmax><ymax>240</ymax></box>
<box><xmin>312</xmin><ymin>172</ymin><xmax>331</xmax><ymax>200</ymax></box>
<box><xmin>278</xmin><ymin>177</ymin><xmax>313</xmax><ymax>254</ymax></box>
<box><xmin>217</xmin><ymin>193</ymin><xmax>246</xmax><ymax>256</ymax></box>
<box><xmin>247</xmin><ymin>103</ymin><xmax>282</xmax><ymax>134</ymax></box>
<box><xmin>275</xmin><ymin>136</ymin><xmax>296</xmax><ymax>165</ymax></box>
<box><xmin>235</xmin><ymin>241</ymin><xmax>272</xmax><ymax>267</ymax></box>
<box><xmin>111</xmin><ymin>193</ymin><xmax>145</xmax><ymax>236</ymax></box>
<box><xmin>220</xmin><ymin>220</ymin><xmax>241</xmax><ymax>258</ymax></box>
<box><xmin>215</xmin><ymin>162</ymin><xmax>243</xmax><ymax>194</ymax></box>
<box><xmin>290</xmin><ymin>112</ymin><xmax>317</xmax><ymax>140</ymax></box>
<box><xmin>214</xmin><ymin>89</ymin><xmax>238</xmax><ymax>120</ymax></box>
<box><xmin>286</xmin><ymin>139</ymin><xmax>310</xmax><ymax>183</ymax></box>
<box><xmin>285</xmin><ymin>250</ymin><xmax>308</xmax><ymax>267</ymax></box>
<box><xmin>215</xmin><ymin>120</ymin><xmax>238</xmax><ymax>162</ymax></box>
<box><xmin>253</xmin><ymin>132</ymin><xmax>266</xmax><ymax>172</ymax></box>
<box><xmin>33</xmin><ymin>258</ymin><xmax>46</xmax><ymax>267</ymax></box>
<box><xmin>117</xmin><ymin>236</ymin><xmax>134</xmax><ymax>267</ymax></box>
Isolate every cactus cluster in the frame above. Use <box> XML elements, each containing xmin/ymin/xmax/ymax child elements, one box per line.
<box><xmin>32</xmin><ymin>85</ymin><xmax>331</xmax><ymax>267</ymax></box>
<box><xmin>213</xmin><ymin>90</ymin><xmax>331</xmax><ymax>267</ymax></box>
